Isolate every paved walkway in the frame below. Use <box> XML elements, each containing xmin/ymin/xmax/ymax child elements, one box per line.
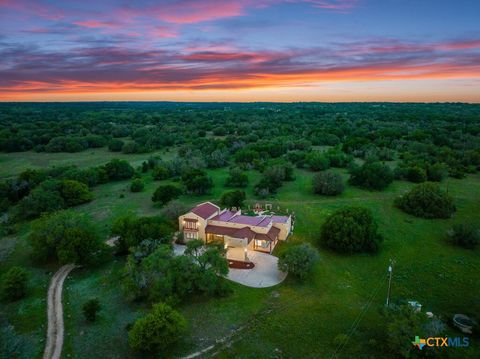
<box><xmin>173</xmin><ymin>243</ymin><xmax>187</xmax><ymax>256</ymax></box>
<box><xmin>227</xmin><ymin>251</ymin><xmax>287</xmax><ymax>288</ymax></box>
<box><xmin>43</xmin><ymin>264</ymin><xmax>76</xmax><ymax>359</ymax></box>
<box><xmin>173</xmin><ymin>244</ymin><xmax>286</xmax><ymax>288</ymax></box>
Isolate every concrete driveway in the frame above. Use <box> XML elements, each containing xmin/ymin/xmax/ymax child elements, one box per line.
<box><xmin>226</xmin><ymin>251</ymin><xmax>287</xmax><ymax>288</ymax></box>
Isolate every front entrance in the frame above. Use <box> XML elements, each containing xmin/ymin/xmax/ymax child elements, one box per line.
<box><xmin>227</xmin><ymin>247</ymin><xmax>249</xmax><ymax>261</ymax></box>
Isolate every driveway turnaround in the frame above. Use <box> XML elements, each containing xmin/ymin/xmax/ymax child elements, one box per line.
<box><xmin>43</xmin><ymin>264</ymin><xmax>76</xmax><ymax>359</ymax></box>
<box><xmin>226</xmin><ymin>251</ymin><xmax>287</xmax><ymax>288</ymax></box>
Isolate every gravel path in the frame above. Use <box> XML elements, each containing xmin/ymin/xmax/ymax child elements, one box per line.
<box><xmin>43</xmin><ymin>264</ymin><xmax>76</xmax><ymax>359</ymax></box>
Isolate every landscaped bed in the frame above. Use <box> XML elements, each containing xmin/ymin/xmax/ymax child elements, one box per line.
<box><xmin>228</xmin><ymin>259</ymin><xmax>255</xmax><ymax>269</ymax></box>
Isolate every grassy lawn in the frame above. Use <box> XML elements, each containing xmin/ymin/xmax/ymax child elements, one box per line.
<box><xmin>0</xmin><ymin>147</ymin><xmax>175</xmax><ymax>180</ymax></box>
<box><xmin>1</xmin><ymin>149</ymin><xmax>479</xmax><ymax>358</ymax></box>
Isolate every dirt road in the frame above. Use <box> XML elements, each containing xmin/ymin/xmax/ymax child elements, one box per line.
<box><xmin>43</xmin><ymin>264</ymin><xmax>76</xmax><ymax>359</ymax></box>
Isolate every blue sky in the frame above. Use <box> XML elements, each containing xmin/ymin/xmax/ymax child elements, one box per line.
<box><xmin>0</xmin><ymin>0</ymin><xmax>479</xmax><ymax>102</ymax></box>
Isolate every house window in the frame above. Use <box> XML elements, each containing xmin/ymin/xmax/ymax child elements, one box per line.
<box><xmin>185</xmin><ymin>220</ymin><xmax>198</xmax><ymax>230</ymax></box>
<box><xmin>255</xmin><ymin>239</ymin><xmax>269</xmax><ymax>249</ymax></box>
<box><xmin>185</xmin><ymin>232</ymin><xmax>198</xmax><ymax>240</ymax></box>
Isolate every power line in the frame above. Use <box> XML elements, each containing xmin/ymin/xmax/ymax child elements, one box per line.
<box><xmin>330</xmin><ymin>269</ymin><xmax>389</xmax><ymax>359</ymax></box>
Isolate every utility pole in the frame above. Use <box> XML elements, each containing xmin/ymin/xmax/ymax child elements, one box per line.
<box><xmin>386</xmin><ymin>259</ymin><xmax>394</xmax><ymax>307</ymax></box>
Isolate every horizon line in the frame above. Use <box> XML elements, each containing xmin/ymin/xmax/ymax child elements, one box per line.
<box><xmin>0</xmin><ymin>100</ymin><xmax>479</xmax><ymax>104</ymax></box>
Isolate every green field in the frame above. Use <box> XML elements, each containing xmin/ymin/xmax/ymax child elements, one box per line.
<box><xmin>1</xmin><ymin>150</ymin><xmax>479</xmax><ymax>359</ymax></box>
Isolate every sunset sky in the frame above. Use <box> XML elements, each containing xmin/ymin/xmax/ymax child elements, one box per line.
<box><xmin>0</xmin><ymin>0</ymin><xmax>479</xmax><ymax>102</ymax></box>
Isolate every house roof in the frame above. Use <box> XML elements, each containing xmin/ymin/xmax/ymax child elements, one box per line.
<box><xmin>205</xmin><ymin>225</ymin><xmax>256</xmax><ymax>243</ymax></box>
<box><xmin>256</xmin><ymin>226</ymin><xmax>281</xmax><ymax>241</ymax></box>
<box><xmin>205</xmin><ymin>225</ymin><xmax>237</xmax><ymax>237</ymax></box>
<box><xmin>231</xmin><ymin>227</ymin><xmax>257</xmax><ymax>241</ymax></box>
<box><xmin>205</xmin><ymin>224</ymin><xmax>280</xmax><ymax>243</ymax></box>
<box><xmin>211</xmin><ymin>210</ymin><xmax>237</xmax><ymax>222</ymax></box>
<box><xmin>228</xmin><ymin>215</ymin><xmax>271</xmax><ymax>227</ymax></box>
<box><xmin>271</xmin><ymin>215</ymin><xmax>289</xmax><ymax>223</ymax></box>
<box><xmin>190</xmin><ymin>202</ymin><xmax>219</xmax><ymax>219</ymax></box>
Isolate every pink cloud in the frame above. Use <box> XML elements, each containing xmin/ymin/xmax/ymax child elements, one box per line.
<box><xmin>151</xmin><ymin>25</ymin><xmax>179</xmax><ymax>38</ymax></box>
<box><xmin>157</xmin><ymin>1</ymin><xmax>245</xmax><ymax>24</ymax></box>
<box><xmin>74</xmin><ymin>20</ymin><xmax>119</xmax><ymax>29</ymax></box>
<box><xmin>437</xmin><ymin>40</ymin><xmax>480</xmax><ymax>51</ymax></box>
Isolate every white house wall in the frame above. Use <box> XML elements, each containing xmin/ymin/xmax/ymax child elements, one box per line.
<box><xmin>178</xmin><ymin>212</ymin><xmax>208</xmax><ymax>241</ymax></box>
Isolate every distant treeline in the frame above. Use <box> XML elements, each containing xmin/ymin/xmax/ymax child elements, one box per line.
<box><xmin>0</xmin><ymin>102</ymin><xmax>479</xmax><ymax>204</ymax></box>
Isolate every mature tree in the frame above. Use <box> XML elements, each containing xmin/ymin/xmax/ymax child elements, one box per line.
<box><xmin>60</xmin><ymin>180</ymin><xmax>93</xmax><ymax>206</ymax></box>
<box><xmin>122</xmin><ymin>142</ymin><xmax>140</xmax><ymax>154</ymax></box>
<box><xmin>319</xmin><ymin>207</ymin><xmax>383</xmax><ymax>254</ymax></box>
<box><xmin>111</xmin><ymin>215</ymin><xmax>173</xmax><ymax>254</ymax></box>
<box><xmin>447</xmin><ymin>224</ymin><xmax>479</xmax><ymax>249</ymax></box>
<box><xmin>349</xmin><ymin>162</ymin><xmax>394</xmax><ymax>190</ymax></box>
<box><xmin>234</xmin><ymin>148</ymin><xmax>259</xmax><ymax>166</ymax></box>
<box><xmin>225</xmin><ymin>167</ymin><xmax>249</xmax><ymax>187</ymax></box>
<box><xmin>184</xmin><ymin>240</ymin><xmax>229</xmax><ymax>295</ymax></box>
<box><xmin>306</xmin><ymin>152</ymin><xmax>331</xmax><ymax>171</ymax></box>
<box><xmin>326</xmin><ymin>149</ymin><xmax>352</xmax><ymax>168</ymax></box>
<box><xmin>28</xmin><ymin>210</ymin><xmax>105</xmax><ymax>264</ymax></box>
<box><xmin>108</xmin><ymin>139</ymin><xmax>124</xmax><ymax>152</ymax></box>
<box><xmin>253</xmin><ymin>164</ymin><xmax>293</xmax><ymax>198</ymax></box>
<box><xmin>220</xmin><ymin>190</ymin><xmax>246</xmax><ymax>209</ymax></box>
<box><xmin>152</xmin><ymin>165</ymin><xmax>171</xmax><ymax>180</ymax></box>
<box><xmin>384</xmin><ymin>305</ymin><xmax>429</xmax><ymax>359</ymax></box>
<box><xmin>15</xmin><ymin>184</ymin><xmax>65</xmax><ymax>219</ymax></box>
<box><xmin>1</xmin><ymin>266</ymin><xmax>28</xmax><ymax>301</ymax></box>
<box><xmin>427</xmin><ymin>163</ymin><xmax>448</xmax><ymax>182</ymax></box>
<box><xmin>181</xmin><ymin>169</ymin><xmax>213</xmax><ymax>195</ymax></box>
<box><xmin>130</xmin><ymin>178</ymin><xmax>144</xmax><ymax>192</ymax></box>
<box><xmin>278</xmin><ymin>243</ymin><xmax>319</xmax><ymax>281</ymax></box>
<box><xmin>128</xmin><ymin>303</ymin><xmax>186</xmax><ymax>352</ymax></box>
<box><xmin>312</xmin><ymin>171</ymin><xmax>345</xmax><ymax>196</ymax></box>
<box><xmin>102</xmin><ymin>159</ymin><xmax>134</xmax><ymax>180</ymax></box>
<box><xmin>124</xmin><ymin>240</ymin><xmax>229</xmax><ymax>302</ymax></box>
<box><xmin>207</xmin><ymin>149</ymin><xmax>229</xmax><ymax>168</ymax></box>
<box><xmin>82</xmin><ymin>298</ymin><xmax>101</xmax><ymax>322</ymax></box>
<box><xmin>161</xmin><ymin>200</ymin><xmax>188</xmax><ymax>221</ymax></box>
<box><xmin>406</xmin><ymin>166</ymin><xmax>427</xmax><ymax>183</ymax></box>
<box><xmin>152</xmin><ymin>185</ymin><xmax>182</xmax><ymax>206</ymax></box>
<box><xmin>395</xmin><ymin>182</ymin><xmax>455</xmax><ymax>219</ymax></box>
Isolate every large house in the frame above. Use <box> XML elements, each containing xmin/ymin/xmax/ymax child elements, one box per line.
<box><xmin>178</xmin><ymin>202</ymin><xmax>292</xmax><ymax>254</ymax></box>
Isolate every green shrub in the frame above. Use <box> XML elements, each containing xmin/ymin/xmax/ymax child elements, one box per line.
<box><xmin>406</xmin><ymin>166</ymin><xmax>427</xmax><ymax>183</ymax></box>
<box><xmin>152</xmin><ymin>185</ymin><xmax>182</xmax><ymax>206</ymax></box>
<box><xmin>278</xmin><ymin>243</ymin><xmax>319</xmax><ymax>280</ymax></box>
<box><xmin>349</xmin><ymin>162</ymin><xmax>393</xmax><ymax>190</ymax></box>
<box><xmin>82</xmin><ymin>298</ymin><xmax>101</xmax><ymax>322</ymax></box>
<box><xmin>128</xmin><ymin>303</ymin><xmax>186</xmax><ymax>352</ymax></box>
<box><xmin>447</xmin><ymin>224</ymin><xmax>479</xmax><ymax>249</ymax></box>
<box><xmin>426</xmin><ymin>163</ymin><xmax>448</xmax><ymax>182</ymax></box>
<box><xmin>152</xmin><ymin>166</ymin><xmax>171</xmax><ymax>180</ymax></box>
<box><xmin>306</xmin><ymin>152</ymin><xmax>330</xmax><ymax>171</ymax></box>
<box><xmin>130</xmin><ymin>178</ymin><xmax>144</xmax><ymax>192</ymax></box>
<box><xmin>111</xmin><ymin>215</ymin><xmax>173</xmax><ymax>254</ymax></box>
<box><xmin>181</xmin><ymin>169</ymin><xmax>212</xmax><ymax>195</ymax></box>
<box><xmin>60</xmin><ymin>180</ymin><xmax>93</xmax><ymax>206</ymax></box>
<box><xmin>395</xmin><ymin>182</ymin><xmax>455</xmax><ymax>219</ymax></box>
<box><xmin>319</xmin><ymin>207</ymin><xmax>383</xmax><ymax>254</ymax></box>
<box><xmin>225</xmin><ymin>168</ymin><xmax>249</xmax><ymax>187</ymax></box>
<box><xmin>1</xmin><ymin>266</ymin><xmax>28</xmax><ymax>301</ymax></box>
<box><xmin>220</xmin><ymin>190</ymin><xmax>246</xmax><ymax>209</ymax></box>
<box><xmin>108</xmin><ymin>139</ymin><xmax>124</xmax><ymax>152</ymax></box>
<box><xmin>102</xmin><ymin>159</ymin><xmax>134</xmax><ymax>180</ymax></box>
<box><xmin>312</xmin><ymin>171</ymin><xmax>344</xmax><ymax>196</ymax></box>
